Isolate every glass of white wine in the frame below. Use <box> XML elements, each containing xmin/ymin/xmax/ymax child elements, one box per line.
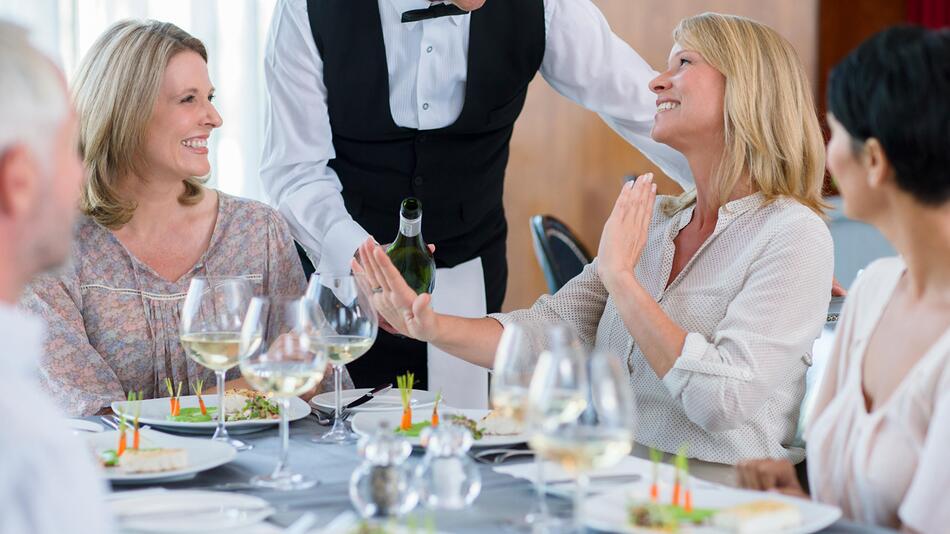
<box><xmin>180</xmin><ymin>276</ymin><xmax>256</xmax><ymax>450</ymax></box>
<box><xmin>528</xmin><ymin>348</ymin><xmax>635</xmax><ymax>532</ymax></box>
<box><xmin>491</xmin><ymin>322</ymin><xmax>551</xmax><ymax>525</ymax></box>
<box><xmin>307</xmin><ymin>272</ymin><xmax>378</xmax><ymax>444</ymax></box>
<box><xmin>239</xmin><ymin>296</ymin><xmax>329</xmax><ymax>489</ymax></box>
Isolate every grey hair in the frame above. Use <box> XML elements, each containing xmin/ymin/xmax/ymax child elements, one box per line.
<box><xmin>0</xmin><ymin>21</ymin><xmax>68</xmax><ymax>164</ymax></box>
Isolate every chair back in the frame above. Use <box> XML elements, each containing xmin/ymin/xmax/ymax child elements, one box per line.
<box><xmin>529</xmin><ymin>215</ymin><xmax>593</xmax><ymax>294</ymax></box>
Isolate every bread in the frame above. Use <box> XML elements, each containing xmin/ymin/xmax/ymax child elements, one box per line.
<box><xmin>118</xmin><ymin>448</ymin><xmax>188</xmax><ymax>473</ymax></box>
<box><xmin>712</xmin><ymin>500</ymin><xmax>802</xmax><ymax>533</ymax></box>
<box><xmin>479</xmin><ymin>410</ymin><xmax>523</xmax><ymax>436</ymax></box>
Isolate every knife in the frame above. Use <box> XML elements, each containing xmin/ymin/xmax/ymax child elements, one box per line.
<box><xmin>344</xmin><ymin>383</ymin><xmax>392</xmax><ymax>411</ymax></box>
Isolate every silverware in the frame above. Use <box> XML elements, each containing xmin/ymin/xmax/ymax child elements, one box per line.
<box><xmin>100</xmin><ymin>416</ymin><xmax>119</xmax><ymax>430</ymax></box>
<box><xmin>115</xmin><ymin>505</ymin><xmax>274</xmax><ymax>521</ymax></box>
<box><xmin>545</xmin><ymin>473</ymin><xmax>642</xmax><ymax>485</ymax></box>
<box><xmin>109</xmin><ymin>415</ymin><xmax>150</xmax><ymax>432</ymax></box>
<box><xmin>472</xmin><ymin>448</ymin><xmax>535</xmax><ymax>465</ymax></box>
<box><xmin>283</xmin><ymin>512</ymin><xmax>318</xmax><ymax>534</ymax></box>
<box><xmin>343</xmin><ymin>383</ymin><xmax>392</xmax><ymax>411</ymax></box>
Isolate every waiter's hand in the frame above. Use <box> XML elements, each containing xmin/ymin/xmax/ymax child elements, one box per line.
<box><xmin>355</xmin><ymin>239</ymin><xmax>435</xmax><ymax>335</ymax></box>
<box><xmin>353</xmin><ymin>239</ymin><xmax>441</xmax><ymax>342</ymax></box>
<box><xmin>597</xmin><ymin>173</ymin><xmax>656</xmax><ymax>294</ymax></box>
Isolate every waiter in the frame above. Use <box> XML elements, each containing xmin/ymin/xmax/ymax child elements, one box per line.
<box><xmin>261</xmin><ymin>0</ymin><xmax>692</xmax><ymax>400</ymax></box>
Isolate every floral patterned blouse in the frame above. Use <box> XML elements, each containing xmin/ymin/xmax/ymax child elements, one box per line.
<box><xmin>21</xmin><ymin>192</ymin><xmax>349</xmax><ymax>416</ymax></box>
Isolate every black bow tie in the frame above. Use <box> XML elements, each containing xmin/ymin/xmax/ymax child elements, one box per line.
<box><xmin>401</xmin><ymin>2</ymin><xmax>467</xmax><ymax>23</ymax></box>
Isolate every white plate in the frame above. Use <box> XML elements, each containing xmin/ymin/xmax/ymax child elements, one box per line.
<box><xmin>112</xmin><ymin>395</ymin><xmax>309</xmax><ymax>435</ymax></box>
<box><xmin>67</xmin><ymin>418</ymin><xmax>104</xmax><ymax>433</ymax></box>
<box><xmin>88</xmin><ymin>429</ymin><xmax>237</xmax><ymax>485</ymax></box>
<box><xmin>109</xmin><ymin>490</ymin><xmax>273</xmax><ymax>532</ymax></box>
<box><xmin>311</xmin><ymin>387</ymin><xmax>438</xmax><ymax>413</ymax></box>
<box><xmin>351</xmin><ymin>408</ymin><xmax>527</xmax><ymax>448</ymax></box>
<box><xmin>584</xmin><ymin>483</ymin><xmax>842</xmax><ymax>534</ymax></box>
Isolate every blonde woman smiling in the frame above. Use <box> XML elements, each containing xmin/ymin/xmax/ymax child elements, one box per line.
<box><xmin>359</xmin><ymin>13</ymin><xmax>834</xmax><ymax>475</ymax></box>
<box><xmin>22</xmin><ymin>20</ymin><xmax>347</xmax><ymax>416</ymax></box>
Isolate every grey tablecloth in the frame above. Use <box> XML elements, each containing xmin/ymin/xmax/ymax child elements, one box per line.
<box><xmin>107</xmin><ymin>417</ymin><xmax>893</xmax><ymax>533</ymax></box>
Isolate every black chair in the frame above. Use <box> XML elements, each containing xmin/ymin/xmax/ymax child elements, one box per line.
<box><xmin>529</xmin><ymin>215</ymin><xmax>594</xmax><ymax>294</ymax></box>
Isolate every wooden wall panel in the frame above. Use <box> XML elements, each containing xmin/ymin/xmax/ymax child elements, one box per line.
<box><xmin>501</xmin><ymin>0</ymin><xmax>820</xmax><ymax>311</ymax></box>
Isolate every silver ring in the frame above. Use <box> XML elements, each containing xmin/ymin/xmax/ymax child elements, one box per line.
<box><xmin>372</xmin><ymin>286</ymin><xmax>384</xmax><ymax>294</ymax></box>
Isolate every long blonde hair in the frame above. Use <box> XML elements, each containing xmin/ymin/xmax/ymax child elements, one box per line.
<box><xmin>73</xmin><ymin>20</ymin><xmax>208</xmax><ymax>229</ymax></box>
<box><xmin>663</xmin><ymin>13</ymin><xmax>827</xmax><ymax>216</ymax></box>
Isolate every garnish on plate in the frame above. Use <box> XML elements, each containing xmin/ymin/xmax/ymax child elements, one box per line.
<box><xmin>164</xmin><ymin>378</ymin><xmax>183</xmax><ymax>416</ymax></box>
<box><xmin>193</xmin><ymin>378</ymin><xmax>207</xmax><ymax>416</ymax></box>
<box><xmin>649</xmin><ymin>447</ymin><xmax>663</xmax><ymax>503</ymax></box>
<box><xmin>447</xmin><ymin>414</ymin><xmax>483</xmax><ymax>440</ymax></box>
<box><xmin>397</xmin><ymin>372</ymin><xmax>414</xmax><ymax>431</ymax></box>
<box><xmin>431</xmin><ymin>390</ymin><xmax>442</xmax><ymax>427</ymax></box>
<box><xmin>130</xmin><ymin>390</ymin><xmax>143</xmax><ymax>450</ymax></box>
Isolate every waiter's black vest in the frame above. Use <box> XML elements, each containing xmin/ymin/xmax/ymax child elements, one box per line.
<box><xmin>307</xmin><ymin>0</ymin><xmax>545</xmax><ymax>268</ymax></box>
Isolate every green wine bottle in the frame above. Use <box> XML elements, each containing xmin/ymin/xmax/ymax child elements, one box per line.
<box><xmin>386</xmin><ymin>197</ymin><xmax>436</xmax><ymax>294</ymax></box>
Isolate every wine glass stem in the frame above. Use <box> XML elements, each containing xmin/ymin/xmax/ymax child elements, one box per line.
<box><xmin>274</xmin><ymin>397</ymin><xmax>290</xmax><ymax>477</ymax></box>
<box><xmin>573</xmin><ymin>473</ymin><xmax>589</xmax><ymax>532</ymax></box>
<box><xmin>215</xmin><ymin>370</ymin><xmax>229</xmax><ymax>439</ymax></box>
<box><xmin>534</xmin><ymin>455</ymin><xmax>549</xmax><ymax>518</ymax></box>
<box><xmin>333</xmin><ymin>364</ymin><xmax>343</xmax><ymax>418</ymax></box>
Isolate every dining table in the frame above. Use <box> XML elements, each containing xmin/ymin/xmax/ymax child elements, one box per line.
<box><xmin>96</xmin><ymin>414</ymin><xmax>898</xmax><ymax>534</ymax></box>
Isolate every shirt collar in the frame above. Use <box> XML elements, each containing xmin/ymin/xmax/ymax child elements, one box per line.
<box><xmin>389</xmin><ymin>0</ymin><xmax>467</xmax><ymax>27</ymax></box>
<box><xmin>674</xmin><ymin>191</ymin><xmax>766</xmax><ymax>234</ymax></box>
<box><xmin>0</xmin><ymin>303</ymin><xmax>46</xmax><ymax>377</ymax></box>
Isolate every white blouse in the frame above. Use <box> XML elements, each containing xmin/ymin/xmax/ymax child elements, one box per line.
<box><xmin>806</xmin><ymin>257</ymin><xmax>950</xmax><ymax>532</ymax></box>
<box><xmin>493</xmin><ymin>193</ymin><xmax>834</xmax><ymax>465</ymax></box>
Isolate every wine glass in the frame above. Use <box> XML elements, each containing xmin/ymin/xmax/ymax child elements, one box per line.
<box><xmin>307</xmin><ymin>272</ymin><xmax>378</xmax><ymax>443</ymax></box>
<box><xmin>492</xmin><ymin>322</ymin><xmax>555</xmax><ymax>526</ymax></box>
<box><xmin>239</xmin><ymin>296</ymin><xmax>329</xmax><ymax>489</ymax></box>
<box><xmin>528</xmin><ymin>348</ymin><xmax>636</xmax><ymax>532</ymax></box>
<box><xmin>180</xmin><ymin>276</ymin><xmax>255</xmax><ymax>450</ymax></box>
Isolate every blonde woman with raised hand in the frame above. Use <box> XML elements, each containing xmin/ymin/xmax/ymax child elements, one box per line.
<box><xmin>358</xmin><ymin>12</ymin><xmax>834</xmax><ymax>481</ymax></box>
<box><xmin>21</xmin><ymin>20</ymin><xmax>348</xmax><ymax>416</ymax></box>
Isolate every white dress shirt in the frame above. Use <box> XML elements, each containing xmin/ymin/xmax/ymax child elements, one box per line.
<box><xmin>492</xmin><ymin>194</ymin><xmax>834</xmax><ymax>465</ymax></box>
<box><xmin>262</xmin><ymin>0</ymin><xmax>693</xmax><ymax>276</ymax></box>
<box><xmin>0</xmin><ymin>304</ymin><xmax>113</xmax><ymax>534</ymax></box>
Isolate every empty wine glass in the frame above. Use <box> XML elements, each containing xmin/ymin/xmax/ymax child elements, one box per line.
<box><xmin>528</xmin><ymin>348</ymin><xmax>635</xmax><ymax>532</ymax></box>
<box><xmin>307</xmin><ymin>272</ymin><xmax>378</xmax><ymax>443</ymax></box>
<box><xmin>180</xmin><ymin>276</ymin><xmax>255</xmax><ymax>450</ymax></box>
<box><xmin>239</xmin><ymin>296</ymin><xmax>329</xmax><ymax>489</ymax></box>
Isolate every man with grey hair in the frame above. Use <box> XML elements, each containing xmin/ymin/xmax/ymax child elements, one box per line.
<box><xmin>0</xmin><ymin>21</ymin><xmax>113</xmax><ymax>534</ymax></box>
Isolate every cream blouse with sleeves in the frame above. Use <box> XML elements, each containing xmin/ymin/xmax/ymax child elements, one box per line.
<box><xmin>492</xmin><ymin>193</ymin><xmax>834</xmax><ymax>464</ymax></box>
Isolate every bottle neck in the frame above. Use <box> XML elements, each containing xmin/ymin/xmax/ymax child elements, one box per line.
<box><xmin>399</xmin><ymin>214</ymin><xmax>422</xmax><ymax>238</ymax></box>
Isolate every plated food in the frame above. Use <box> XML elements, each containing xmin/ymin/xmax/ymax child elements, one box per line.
<box><xmin>111</xmin><ymin>391</ymin><xmax>308</xmax><ymax>435</ymax></box>
<box><xmin>88</xmin><ymin>429</ymin><xmax>237</xmax><ymax>484</ymax></box>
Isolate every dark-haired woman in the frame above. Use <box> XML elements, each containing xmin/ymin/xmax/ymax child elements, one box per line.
<box><xmin>737</xmin><ymin>26</ymin><xmax>950</xmax><ymax>533</ymax></box>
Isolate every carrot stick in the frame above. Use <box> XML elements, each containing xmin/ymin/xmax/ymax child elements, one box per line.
<box><xmin>165</xmin><ymin>378</ymin><xmax>176</xmax><ymax>414</ymax></box>
<box><xmin>194</xmin><ymin>379</ymin><xmax>207</xmax><ymax>415</ymax></box>
<box><xmin>431</xmin><ymin>390</ymin><xmax>442</xmax><ymax>426</ymax></box>
<box><xmin>173</xmin><ymin>381</ymin><xmax>183</xmax><ymax>416</ymax></box>
<box><xmin>397</xmin><ymin>372</ymin><xmax>415</xmax><ymax>431</ymax></box>
<box><xmin>684</xmin><ymin>487</ymin><xmax>693</xmax><ymax>513</ymax></box>
<box><xmin>117</xmin><ymin>431</ymin><xmax>127</xmax><ymax>456</ymax></box>
<box><xmin>672</xmin><ymin>482</ymin><xmax>681</xmax><ymax>507</ymax></box>
<box><xmin>649</xmin><ymin>447</ymin><xmax>661</xmax><ymax>503</ymax></box>
<box><xmin>132</xmin><ymin>391</ymin><xmax>142</xmax><ymax>450</ymax></box>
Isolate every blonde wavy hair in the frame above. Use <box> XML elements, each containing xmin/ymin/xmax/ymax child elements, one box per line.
<box><xmin>73</xmin><ymin>20</ymin><xmax>208</xmax><ymax>229</ymax></box>
<box><xmin>663</xmin><ymin>13</ymin><xmax>827</xmax><ymax>216</ymax></box>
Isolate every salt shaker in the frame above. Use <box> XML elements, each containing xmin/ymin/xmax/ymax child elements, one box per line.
<box><xmin>349</xmin><ymin>422</ymin><xmax>418</xmax><ymax>518</ymax></box>
<box><xmin>415</xmin><ymin>422</ymin><xmax>481</xmax><ymax>509</ymax></box>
